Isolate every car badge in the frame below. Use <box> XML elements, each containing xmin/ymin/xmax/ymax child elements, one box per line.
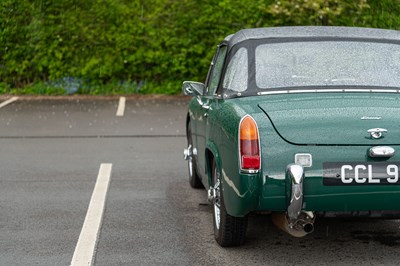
<box><xmin>367</xmin><ymin>128</ymin><xmax>387</xmax><ymax>139</ymax></box>
<box><xmin>361</xmin><ymin>116</ymin><xmax>382</xmax><ymax>120</ymax></box>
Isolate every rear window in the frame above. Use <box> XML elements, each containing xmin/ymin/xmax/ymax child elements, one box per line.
<box><xmin>255</xmin><ymin>41</ymin><xmax>400</xmax><ymax>90</ymax></box>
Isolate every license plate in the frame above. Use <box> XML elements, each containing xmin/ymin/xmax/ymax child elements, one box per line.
<box><xmin>323</xmin><ymin>162</ymin><xmax>400</xmax><ymax>186</ymax></box>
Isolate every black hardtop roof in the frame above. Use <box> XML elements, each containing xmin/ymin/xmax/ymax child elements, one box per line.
<box><xmin>225</xmin><ymin>26</ymin><xmax>400</xmax><ymax>46</ymax></box>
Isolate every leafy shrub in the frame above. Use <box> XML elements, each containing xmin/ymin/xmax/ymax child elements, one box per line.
<box><xmin>1</xmin><ymin>0</ymin><xmax>400</xmax><ymax>94</ymax></box>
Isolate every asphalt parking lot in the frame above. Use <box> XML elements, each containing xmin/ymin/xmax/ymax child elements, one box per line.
<box><xmin>1</xmin><ymin>96</ymin><xmax>400</xmax><ymax>266</ymax></box>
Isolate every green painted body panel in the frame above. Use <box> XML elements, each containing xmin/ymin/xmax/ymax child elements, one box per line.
<box><xmin>188</xmin><ymin>92</ymin><xmax>400</xmax><ymax>217</ymax></box>
<box><xmin>258</xmin><ymin>93</ymin><xmax>400</xmax><ymax>145</ymax></box>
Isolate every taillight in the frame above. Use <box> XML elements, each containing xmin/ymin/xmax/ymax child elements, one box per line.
<box><xmin>239</xmin><ymin>115</ymin><xmax>260</xmax><ymax>172</ymax></box>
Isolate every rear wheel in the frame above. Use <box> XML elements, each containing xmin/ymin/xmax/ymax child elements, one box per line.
<box><xmin>187</xmin><ymin>121</ymin><xmax>203</xmax><ymax>188</ymax></box>
<box><xmin>211</xmin><ymin>159</ymin><xmax>247</xmax><ymax>246</ymax></box>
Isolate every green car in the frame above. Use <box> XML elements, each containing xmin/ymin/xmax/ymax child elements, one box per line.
<box><xmin>183</xmin><ymin>26</ymin><xmax>400</xmax><ymax>246</ymax></box>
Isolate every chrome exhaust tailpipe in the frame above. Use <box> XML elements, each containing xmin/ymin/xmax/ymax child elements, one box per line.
<box><xmin>272</xmin><ymin>211</ymin><xmax>315</xmax><ymax>237</ymax></box>
<box><xmin>303</xmin><ymin>221</ymin><xmax>314</xmax><ymax>234</ymax></box>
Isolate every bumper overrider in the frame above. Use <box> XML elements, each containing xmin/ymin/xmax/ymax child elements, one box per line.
<box><xmin>272</xmin><ymin>164</ymin><xmax>315</xmax><ymax>237</ymax></box>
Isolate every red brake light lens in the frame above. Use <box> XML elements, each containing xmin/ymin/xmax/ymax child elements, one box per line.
<box><xmin>241</xmin><ymin>155</ymin><xmax>260</xmax><ymax>169</ymax></box>
<box><xmin>239</xmin><ymin>115</ymin><xmax>260</xmax><ymax>171</ymax></box>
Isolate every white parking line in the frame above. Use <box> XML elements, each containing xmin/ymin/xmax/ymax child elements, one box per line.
<box><xmin>116</xmin><ymin>97</ymin><xmax>126</xmax><ymax>117</ymax></box>
<box><xmin>71</xmin><ymin>163</ymin><xmax>113</xmax><ymax>266</ymax></box>
<box><xmin>0</xmin><ymin>96</ymin><xmax>18</xmax><ymax>109</ymax></box>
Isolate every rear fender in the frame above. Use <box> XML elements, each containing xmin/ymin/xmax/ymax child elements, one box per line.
<box><xmin>207</xmin><ymin>139</ymin><xmax>262</xmax><ymax>217</ymax></box>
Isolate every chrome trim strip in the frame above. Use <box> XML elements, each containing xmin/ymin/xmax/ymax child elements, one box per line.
<box><xmin>288</xmin><ymin>89</ymin><xmax>316</xmax><ymax>93</ymax></box>
<box><xmin>241</xmin><ymin>169</ymin><xmax>260</xmax><ymax>174</ymax></box>
<box><xmin>316</xmin><ymin>89</ymin><xmax>343</xmax><ymax>93</ymax></box>
<box><xmin>371</xmin><ymin>89</ymin><xmax>398</xmax><ymax>93</ymax></box>
<box><xmin>344</xmin><ymin>89</ymin><xmax>371</xmax><ymax>92</ymax></box>
<box><xmin>258</xmin><ymin>90</ymin><xmax>290</xmax><ymax>95</ymax></box>
<box><xmin>258</xmin><ymin>89</ymin><xmax>400</xmax><ymax>96</ymax></box>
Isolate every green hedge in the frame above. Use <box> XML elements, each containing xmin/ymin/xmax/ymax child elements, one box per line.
<box><xmin>1</xmin><ymin>0</ymin><xmax>400</xmax><ymax>95</ymax></box>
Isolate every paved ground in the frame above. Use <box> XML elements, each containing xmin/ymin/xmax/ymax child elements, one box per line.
<box><xmin>1</xmin><ymin>96</ymin><xmax>400</xmax><ymax>266</ymax></box>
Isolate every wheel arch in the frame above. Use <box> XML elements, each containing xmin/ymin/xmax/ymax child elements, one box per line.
<box><xmin>205</xmin><ymin>142</ymin><xmax>221</xmax><ymax>189</ymax></box>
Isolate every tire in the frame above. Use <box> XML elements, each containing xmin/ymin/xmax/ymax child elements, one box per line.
<box><xmin>211</xmin><ymin>159</ymin><xmax>248</xmax><ymax>246</ymax></box>
<box><xmin>187</xmin><ymin>121</ymin><xmax>203</xmax><ymax>189</ymax></box>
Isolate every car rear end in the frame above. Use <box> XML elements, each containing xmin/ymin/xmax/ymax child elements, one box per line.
<box><xmin>254</xmin><ymin>92</ymin><xmax>400</xmax><ymax>236</ymax></box>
